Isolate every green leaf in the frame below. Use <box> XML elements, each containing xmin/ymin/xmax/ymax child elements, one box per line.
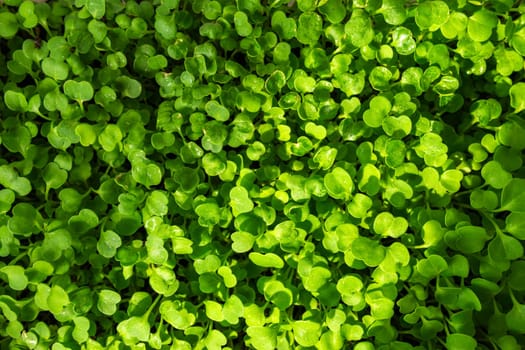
<box><xmin>470</xmin><ymin>190</ymin><xmax>498</xmax><ymax>211</ymax></box>
<box><xmin>195</xmin><ymin>202</ymin><xmax>221</xmax><ymax>227</ymax></box>
<box><xmin>297</xmin><ymin>12</ymin><xmax>323</xmax><ymax>45</ymax></box>
<box><xmin>117</xmin><ymin>316</ymin><xmax>150</xmax><ymax>343</ymax></box>
<box><xmin>204</xmin><ymin>300</ymin><xmax>223</xmax><ymax>322</ymax></box>
<box><xmin>441</xmin><ymin>11</ymin><xmax>467</xmax><ymax>39</ymax></box>
<box><xmin>481</xmin><ymin>161</ymin><xmax>511</xmax><ymax>189</ymax></box>
<box><xmin>263</xmin><ymin>279</ymin><xmax>293</xmax><ymax>309</ymax></box>
<box><xmin>230</xmin><ymin>186</ymin><xmax>254</xmax><ymax>217</ymax></box>
<box><xmin>0</xmin><ymin>189</ymin><xmax>15</xmax><ymax>213</ymax></box>
<box><xmin>345</xmin><ymin>9</ymin><xmax>374</xmax><ymax>48</ymax></box>
<box><xmin>271</xmin><ymin>11</ymin><xmax>296</xmax><ymax>40</ymax></box>
<box><xmin>445</xmin><ymin>226</ymin><xmax>489</xmax><ymax>254</ymax></box>
<box><xmin>392</xmin><ymin>27</ymin><xmax>416</xmax><ymax>55</ymax></box>
<box><xmin>467</xmin><ymin>9</ymin><xmax>497</xmax><ymax>42</ymax></box>
<box><xmin>346</xmin><ymin>193</ymin><xmax>372</xmax><ymax>219</ymax></box>
<box><xmin>0</xmin><ymin>265</ymin><xmax>28</xmax><ymax>291</ymax></box>
<box><xmin>47</xmin><ymin>285</ymin><xmax>70</xmax><ymax>315</ymax></box>
<box><xmin>132</xmin><ymin>162</ymin><xmax>162</xmax><ymax>187</ymax></box>
<box><xmin>506</xmin><ymin>291</ymin><xmax>525</xmax><ymax>334</ymax></box>
<box><xmin>293</xmin><ymin>320</ymin><xmax>321</xmax><ymax>347</ymax></box>
<box><xmin>98</xmin><ymin>124</ymin><xmax>123</xmax><ymax>152</ymax></box>
<box><xmin>205</xmin><ymin>100</ymin><xmax>230</xmax><ymax>121</ymax></box>
<box><xmin>509</xmin><ymin>83</ymin><xmax>525</xmax><ymax>113</ymax></box>
<box><xmin>373</xmin><ymin>212</ymin><xmax>408</xmax><ymax>238</ymax></box>
<box><xmin>204</xmin><ymin>329</ymin><xmax>227</xmax><ymax>349</ymax></box>
<box><xmin>500</xmin><ymin>179</ymin><xmax>525</xmax><ymax>212</ymax></box>
<box><xmin>223</xmin><ymin>295</ymin><xmax>244</xmax><ymax>324</ymax></box>
<box><xmin>0</xmin><ymin>165</ymin><xmax>32</xmax><ymax>196</ymax></box>
<box><xmin>352</xmin><ymin>236</ymin><xmax>386</xmax><ymax>266</ymax></box>
<box><xmin>0</xmin><ymin>12</ymin><xmax>19</xmax><ymax>38</ymax></box>
<box><xmin>379</xmin><ymin>0</ymin><xmax>407</xmax><ymax>25</ymax></box>
<box><xmin>249</xmin><ymin>252</ymin><xmax>284</xmax><ymax>269</ymax></box>
<box><xmin>324</xmin><ymin>167</ymin><xmax>354</xmax><ymax>200</ymax></box>
<box><xmin>42</xmin><ymin>57</ymin><xmax>69</xmax><ymax>81</ymax></box>
<box><xmin>69</xmin><ymin>208</ymin><xmax>99</xmax><ymax>234</ymax></box>
<box><xmin>415</xmin><ymin>1</ymin><xmax>449</xmax><ymax>31</ymax></box>
<box><xmin>416</xmin><ymin>255</ymin><xmax>448</xmax><ymax>279</ymax></box>
<box><xmin>43</xmin><ymin>162</ymin><xmax>68</xmax><ymax>190</ymax></box>
<box><xmin>97</xmin><ymin>289</ymin><xmax>121</xmax><ymax>316</ymax></box>
<box><xmin>234</xmin><ymin>11</ymin><xmax>253</xmax><ymax>37</ymax></box>
<box><xmin>72</xmin><ymin>316</ymin><xmax>90</xmax><ymax>343</ymax></box>
<box><xmin>115</xmin><ymin>76</ymin><xmax>142</xmax><ymax>99</ymax></box>
<box><xmin>160</xmin><ymin>300</ymin><xmax>196</xmax><ymax>330</ymax></box>
<box><xmin>489</xmin><ymin>233</ymin><xmax>523</xmax><ymax>261</ymax></box>
<box><xmin>440</xmin><ymin>169</ymin><xmax>463</xmax><ymax>193</ymax></box>
<box><xmin>494</xmin><ymin>46</ymin><xmax>523</xmax><ymax>76</ymax></box>
<box><xmin>334</xmin><ymin>71</ymin><xmax>366</xmax><ymax>97</ymax></box>
<box><xmin>385</xmin><ymin>139</ymin><xmax>406</xmax><ymax>168</ymax></box>
<box><xmin>319</xmin><ymin>0</ymin><xmax>346</xmax><ymax>24</ymax></box>
<box><xmin>97</xmin><ymin>230</ymin><xmax>122</xmax><ymax>258</ymax></box>
<box><xmin>498</xmin><ymin>117</ymin><xmax>525</xmax><ymax>150</ymax></box>
<box><xmin>4</xmin><ymin>91</ymin><xmax>28</xmax><ymax>112</ymax></box>
<box><xmin>511</xmin><ymin>27</ymin><xmax>525</xmax><ymax>56</ymax></box>
<box><xmin>446</xmin><ymin>334</ymin><xmax>477</xmax><ymax>350</ymax></box>
<box><xmin>63</xmin><ymin>80</ymin><xmax>94</xmax><ymax>102</ymax></box>
<box><xmin>232</xmin><ymin>231</ymin><xmax>256</xmax><ymax>253</ymax></box>
<box><xmin>88</xmin><ymin>19</ymin><xmax>107</xmax><ymax>43</ymax></box>
<box><xmin>247</xmin><ymin>326</ymin><xmax>277</xmax><ymax>350</ymax></box>
<box><xmin>86</xmin><ymin>0</ymin><xmax>106</xmax><ymax>19</ymax></box>
<box><xmin>369</xmin><ymin>66</ymin><xmax>393</xmax><ymax>91</ymax></box>
<box><xmin>505</xmin><ymin>213</ymin><xmax>525</xmax><ymax>239</ymax></box>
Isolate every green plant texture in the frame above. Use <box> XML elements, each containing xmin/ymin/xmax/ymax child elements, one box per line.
<box><xmin>1</xmin><ymin>0</ymin><xmax>525</xmax><ymax>349</ymax></box>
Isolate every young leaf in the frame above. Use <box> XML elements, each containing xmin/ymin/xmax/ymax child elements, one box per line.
<box><xmin>467</xmin><ymin>9</ymin><xmax>497</xmax><ymax>42</ymax></box>
<box><xmin>117</xmin><ymin>316</ymin><xmax>150</xmax><ymax>343</ymax></box>
<box><xmin>324</xmin><ymin>167</ymin><xmax>354</xmax><ymax>200</ymax></box>
<box><xmin>297</xmin><ymin>12</ymin><xmax>323</xmax><ymax>45</ymax></box>
<box><xmin>415</xmin><ymin>1</ymin><xmax>449</xmax><ymax>31</ymax></box>
<box><xmin>86</xmin><ymin>0</ymin><xmax>106</xmax><ymax>19</ymax></box>
<box><xmin>0</xmin><ymin>12</ymin><xmax>18</xmax><ymax>38</ymax></box>
<box><xmin>345</xmin><ymin>9</ymin><xmax>373</xmax><ymax>48</ymax></box>
<box><xmin>97</xmin><ymin>289</ymin><xmax>121</xmax><ymax>316</ymax></box>
<box><xmin>0</xmin><ymin>265</ymin><xmax>28</xmax><ymax>291</ymax></box>
<box><xmin>249</xmin><ymin>252</ymin><xmax>284</xmax><ymax>269</ymax></box>
<box><xmin>293</xmin><ymin>320</ymin><xmax>321</xmax><ymax>347</ymax></box>
<box><xmin>63</xmin><ymin>80</ymin><xmax>94</xmax><ymax>102</ymax></box>
<box><xmin>500</xmin><ymin>179</ymin><xmax>525</xmax><ymax>212</ymax></box>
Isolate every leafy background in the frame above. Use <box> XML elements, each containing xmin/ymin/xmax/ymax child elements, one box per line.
<box><xmin>1</xmin><ymin>0</ymin><xmax>525</xmax><ymax>349</ymax></box>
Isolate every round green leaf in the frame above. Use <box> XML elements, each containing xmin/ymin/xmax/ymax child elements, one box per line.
<box><xmin>97</xmin><ymin>289</ymin><xmax>121</xmax><ymax>316</ymax></box>
<box><xmin>4</xmin><ymin>91</ymin><xmax>28</xmax><ymax>112</ymax></box>
<box><xmin>345</xmin><ymin>9</ymin><xmax>373</xmax><ymax>48</ymax></box>
<box><xmin>297</xmin><ymin>12</ymin><xmax>323</xmax><ymax>45</ymax></box>
<box><xmin>234</xmin><ymin>11</ymin><xmax>253</xmax><ymax>37</ymax></box>
<box><xmin>481</xmin><ymin>161</ymin><xmax>511</xmax><ymax>189</ymax></box>
<box><xmin>324</xmin><ymin>167</ymin><xmax>354</xmax><ymax>200</ymax></box>
<box><xmin>293</xmin><ymin>320</ymin><xmax>321</xmax><ymax>347</ymax></box>
<box><xmin>509</xmin><ymin>83</ymin><xmax>525</xmax><ymax>113</ymax></box>
<box><xmin>63</xmin><ymin>80</ymin><xmax>94</xmax><ymax>102</ymax></box>
<box><xmin>373</xmin><ymin>212</ymin><xmax>408</xmax><ymax>238</ymax></box>
<box><xmin>392</xmin><ymin>27</ymin><xmax>416</xmax><ymax>55</ymax></box>
<box><xmin>230</xmin><ymin>186</ymin><xmax>254</xmax><ymax>217</ymax></box>
<box><xmin>97</xmin><ymin>230</ymin><xmax>122</xmax><ymax>258</ymax></box>
<box><xmin>415</xmin><ymin>1</ymin><xmax>449</xmax><ymax>31</ymax></box>
<box><xmin>249</xmin><ymin>252</ymin><xmax>284</xmax><ymax>269</ymax></box>
<box><xmin>467</xmin><ymin>9</ymin><xmax>497</xmax><ymax>42</ymax></box>
<box><xmin>0</xmin><ymin>12</ymin><xmax>19</xmax><ymax>38</ymax></box>
<box><xmin>115</xmin><ymin>76</ymin><xmax>142</xmax><ymax>98</ymax></box>
<box><xmin>0</xmin><ymin>265</ymin><xmax>28</xmax><ymax>291</ymax></box>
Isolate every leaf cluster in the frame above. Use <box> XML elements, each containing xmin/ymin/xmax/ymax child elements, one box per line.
<box><xmin>1</xmin><ymin>0</ymin><xmax>525</xmax><ymax>349</ymax></box>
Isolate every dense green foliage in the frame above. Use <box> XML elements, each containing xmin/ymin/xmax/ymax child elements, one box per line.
<box><xmin>1</xmin><ymin>0</ymin><xmax>525</xmax><ymax>349</ymax></box>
